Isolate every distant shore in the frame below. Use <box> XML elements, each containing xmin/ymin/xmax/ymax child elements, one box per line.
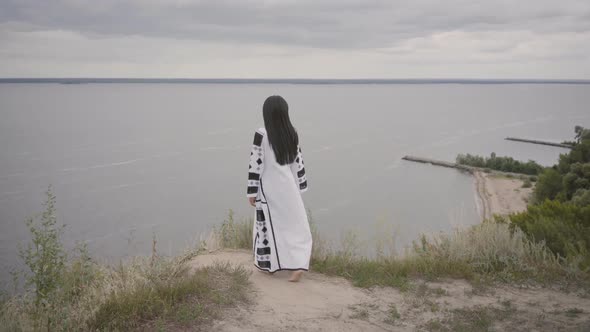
<box><xmin>2</xmin><ymin>78</ymin><xmax>590</xmax><ymax>85</ymax></box>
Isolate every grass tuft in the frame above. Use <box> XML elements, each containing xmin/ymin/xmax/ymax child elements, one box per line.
<box><xmin>424</xmin><ymin>304</ymin><xmax>514</xmax><ymax>331</ymax></box>
<box><xmin>88</xmin><ymin>262</ymin><xmax>250</xmax><ymax>330</ymax></box>
<box><xmin>384</xmin><ymin>304</ymin><xmax>401</xmax><ymax>325</ymax></box>
<box><xmin>217</xmin><ymin>209</ymin><xmax>253</xmax><ymax>250</ymax></box>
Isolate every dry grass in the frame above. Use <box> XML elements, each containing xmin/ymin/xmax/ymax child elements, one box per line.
<box><xmin>0</xmin><ymin>246</ymin><xmax>251</xmax><ymax>331</ymax></box>
<box><xmin>413</xmin><ymin>220</ymin><xmax>571</xmax><ymax>281</ymax></box>
<box><xmin>212</xmin><ymin>210</ymin><xmax>587</xmax><ymax>290</ymax></box>
<box><xmin>312</xmin><ymin>221</ymin><xmax>586</xmax><ymax>289</ymax></box>
<box><xmin>423</xmin><ymin>304</ymin><xmax>515</xmax><ymax>332</ymax></box>
<box><xmin>88</xmin><ymin>262</ymin><xmax>250</xmax><ymax>330</ymax></box>
<box><xmin>216</xmin><ymin>209</ymin><xmax>253</xmax><ymax>250</ymax></box>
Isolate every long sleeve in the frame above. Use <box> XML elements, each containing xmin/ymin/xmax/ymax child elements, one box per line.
<box><xmin>290</xmin><ymin>146</ymin><xmax>308</xmax><ymax>193</ymax></box>
<box><xmin>247</xmin><ymin>130</ymin><xmax>265</xmax><ymax>198</ymax></box>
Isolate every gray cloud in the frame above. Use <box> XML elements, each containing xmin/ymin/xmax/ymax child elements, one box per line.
<box><xmin>1</xmin><ymin>0</ymin><xmax>589</xmax><ymax>48</ymax></box>
<box><xmin>0</xmin><ymin>0</ymin><xmax>589</xmax><ymax>78</ymax></box>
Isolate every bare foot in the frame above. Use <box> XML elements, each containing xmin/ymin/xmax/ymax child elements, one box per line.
<box><xmin>288</xmin><ymin>270</ymin><xmax>304</xmax><ymax>282</ymax></box>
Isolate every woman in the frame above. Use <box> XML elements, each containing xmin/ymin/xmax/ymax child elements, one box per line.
<box><xmin>246</xmin><ymin>95</ymin><xmax>312</xmax><ymax>282</ymax></box>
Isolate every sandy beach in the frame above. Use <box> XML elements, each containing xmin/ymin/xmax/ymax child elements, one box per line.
<box><xmin>474</xmin><ymin>171</ymin><xmax>533</xmax><ymax>221</ymax></box>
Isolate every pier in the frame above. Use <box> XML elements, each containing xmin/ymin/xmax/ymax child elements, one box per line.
<box><xmin>401</xmin><ymin>156</ymin><xmax>474</xmax><ymax>173</ymax></box>
<box><xmin>401</xmin><ymin>155</ymin><xmax>534</xmax><ymax>179</ymax></box>
<box><xmin>505</xmin><ymin>137</ymin><xmax>573</xmax><ymax>149</ymax></box>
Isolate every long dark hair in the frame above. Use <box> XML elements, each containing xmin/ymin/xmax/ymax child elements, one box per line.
<box><xmin>263</xmin><ymin>95</ymin><xmax>299</xmax><ymax>165</ymax></box>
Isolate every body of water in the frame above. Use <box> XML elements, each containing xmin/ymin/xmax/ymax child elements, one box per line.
<box><xmin>1</xmin><ymin>82</ymin><xmax>589</xmax><ymax>285</ymax></box>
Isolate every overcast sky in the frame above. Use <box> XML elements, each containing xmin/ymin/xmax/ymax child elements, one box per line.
<box><xmin>1</xmin><ymin>0</ymin><xmax>589</xmax><ymax>78</ymax></box>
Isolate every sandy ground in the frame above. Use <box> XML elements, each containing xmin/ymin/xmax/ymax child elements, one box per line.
<box><xmin>474</xmin><ymin>171</ymin><xmax>533</xmax><ymax>220</ymax></box>
<box><xmin>189</xmin><ymin>250</ymin><xmax>590</xmax><ymax>331</ymax></box>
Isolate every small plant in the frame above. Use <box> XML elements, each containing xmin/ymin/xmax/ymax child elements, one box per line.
<box><xmin>384</xmin><ymin>304</ymin><xmax>400</xmax><ymax>324</ymax></box>
<box><xmin>19</xmin><ymin>186</ymin><xmax>67</xmax><ymax>307</ymax></box>
<box><xmin>565</xmin><ymin>307</ymin><xmax>583</xmax><ymax>318</ymax></box>
<box><xmin>509</xmin><ymin>200</ymin><xmax>590</xmax><ymax>269</ymax></box>
<box><xmin>217</xmin><ymin>209</ymin><xmax>253</xmax><ymax>249</ymax></box>
<box><xmin>424</xmin><ymin>305</ymin><xmax>514</xmax><ymax>331</ymax></box>
<box><xmin>348</xmin><ymin>304</ymin><xmax>370</xmax><ymax>320</ymax></box>
<box><xmin>522</xmin><ymin>178</ymin><xmax>533</xmax><ymax>188</ymax></box>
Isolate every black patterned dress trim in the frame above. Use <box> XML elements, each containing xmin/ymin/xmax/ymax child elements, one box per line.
<box><xmin>259</xmin><ymin>179</ymin><xmax>281</xmax><ymax>270</ymax></box>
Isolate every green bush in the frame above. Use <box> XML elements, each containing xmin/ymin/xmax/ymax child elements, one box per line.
<box><xmin>456</xmin><ymin>153</ymin><xmax>544</xmax><ymax>175</ymax></box>
<box><xmin>572</xmin><ymin>189</ymin><xmax>590</xmax><ymax>207</ymax></box>
<box><xmin>557</xmin><ymin>139</ymin><xmax>590</xmax><ymax>174</ymax></box>
<box><xmin>575</xmin><ymin>125</ymin><xmax>590</xmax><ymax>143</ymax></box>
<box><xmin>522</xmin><ymin>178</ymin><xmax>533</xmax><ymax>188</ymax></box>
<box><xmin>509</xmin><ymin>200</ymin><xmax>590</xmax><ymax>268</ymax></box>
<box><xmin>533</xmin><ymin>168</ymin><xmax>564</xmax><ymax>202</ymax></box>
<box><xmin>19</xmin><ymin>187</ymin><xmax>67</xmax><ymax>308</ymax></box>
<box><xmin>509</xmin><ymin>127</ymin><xmax>590</xmax><ymax>271</ymax></box>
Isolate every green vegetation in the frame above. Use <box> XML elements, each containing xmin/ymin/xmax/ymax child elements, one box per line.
<box><xmin>217</xmin><ymin>209</ymin><xmax>253</xmax><ymax>249</ymax></box>
<box><xmin>509</xmin><ymin>201</ymin><xmax>590</xmax><ymax>268</ymax></box>
<box><xmin>384</xmin><ymin>304</ymin><xmax>401</xmax><ymax>324</ymax></box>
<box><xmin>507</xmin><ymin>126</ymin><xmax>590</xmax><ymax>270</ymax></box>
<box><xmin>88</xmin><ymin>262</ymin><xmax>249</xmax><ymax>331</ymax></box>
<box><xmin>456</xmin><ymin>152</ymin><xmax>544</xmax><ymax>175</ymax></box>
<box><xmin>1</xmin><ymin>189</ymin><xmax>251</xmax><ymax>331</ymax></box>
<box><xmin>565</xmin><ymin>307</ymin><xmax>584</xmax><ymax>318</ymax></box>
<box><xmin>348</xmin><ymin>303</ymin><xmax>371</xmax><ymax>320</ymax></box>
<box><xmin>453</xmin><ymin>126</ymin><xmax>590</xmax><ymax>271</ymax></box>
<box><xmin>532</xmin><ymin>136</ymin><xmax>590</xmax><ymax>203</ymax></box>
<box><xmin>18</xmin><ymin>187</ymin><xmax>67</xmax><ymax>310</ymax></box>
<box><xmin>424</xmin><ymin>304</ymin><xmax>514</xmax><ymax>332</ymax></box>
<box><xmin>575</xmin><ymin>125</ymin><xmax>590</xmax><ymax>143</ymax></box>
<box><xmin>521</xmin><ymin>178</ymin><xmax>533</xmax><ymax>188</ymax></box>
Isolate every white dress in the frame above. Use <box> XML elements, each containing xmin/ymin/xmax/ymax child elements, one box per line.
<box><xmin>246</xmin><ymin>127</ymin><xmax>312</xmax><ymax>272</ymax></box>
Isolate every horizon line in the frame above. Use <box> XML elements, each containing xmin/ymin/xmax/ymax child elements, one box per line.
<box><xmin>1</xmin><ymin>77</ymin><xmax>590</xmax><ymax>85</ymax></box>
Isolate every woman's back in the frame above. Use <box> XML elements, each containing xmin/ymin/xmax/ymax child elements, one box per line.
<box><xmin>246</xmin><ymin>96</ymin><xmax>311</xmax><ymax>280</ymax></box>
<box><xmin>257</xmin><ymin>127</ymin><xmax>307</xmax><ymax>195</ymax></box>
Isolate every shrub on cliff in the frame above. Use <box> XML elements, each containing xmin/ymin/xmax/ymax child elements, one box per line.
<box><xmin>533</xmin><ymin>127</ymin><xmax>590</xmax><ymax>205</ymax></box>
<box><xmin>512</xmin><ymin>127</ymin><xmax>590</xmax><ymax>269</ymax></box>
<box><xmin>509</xmin><ymin>200</ymin><xmax>590</xmax><ymax>269</ymax></box>
<box><xmin>533</xmin><ymin>168</ymin><xmax>564</xmax><ymax>202</ymax></box>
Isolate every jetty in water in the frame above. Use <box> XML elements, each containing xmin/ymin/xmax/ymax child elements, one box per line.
<box><xmin>505</xmin><ymin>137</ymin><xmax>573</xmax><ymax>149</ymax></box>
<box><xmin>401</xmin><ymin>156</ymin><xmax>474</xmax><ymax>172</ymax></box>
<box><xmin>401</xmin><ymin>155</ymin><xmax>533</xmax><ymax>179</ymax></box>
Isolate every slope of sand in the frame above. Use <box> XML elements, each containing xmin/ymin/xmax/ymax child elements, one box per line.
<box><xmin>474</xmin><ymin>171</ymin><xmax>533</xmax><ymax>220</ymax></box>
<box><xmin>190</xmin><ymin>250</ymin><xmax>590</xmax><ymax>331</ymax></box>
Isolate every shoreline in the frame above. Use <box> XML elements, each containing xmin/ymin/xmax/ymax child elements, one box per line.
<box><xmin>400</xmin><ymin>155</ymin><xmax>534</xmax><ymax>220</ymax></box>
<box><xmin>473</xmin><ymin>171</ymin><xmax>532</xmax><ymax>220</ymax></box>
